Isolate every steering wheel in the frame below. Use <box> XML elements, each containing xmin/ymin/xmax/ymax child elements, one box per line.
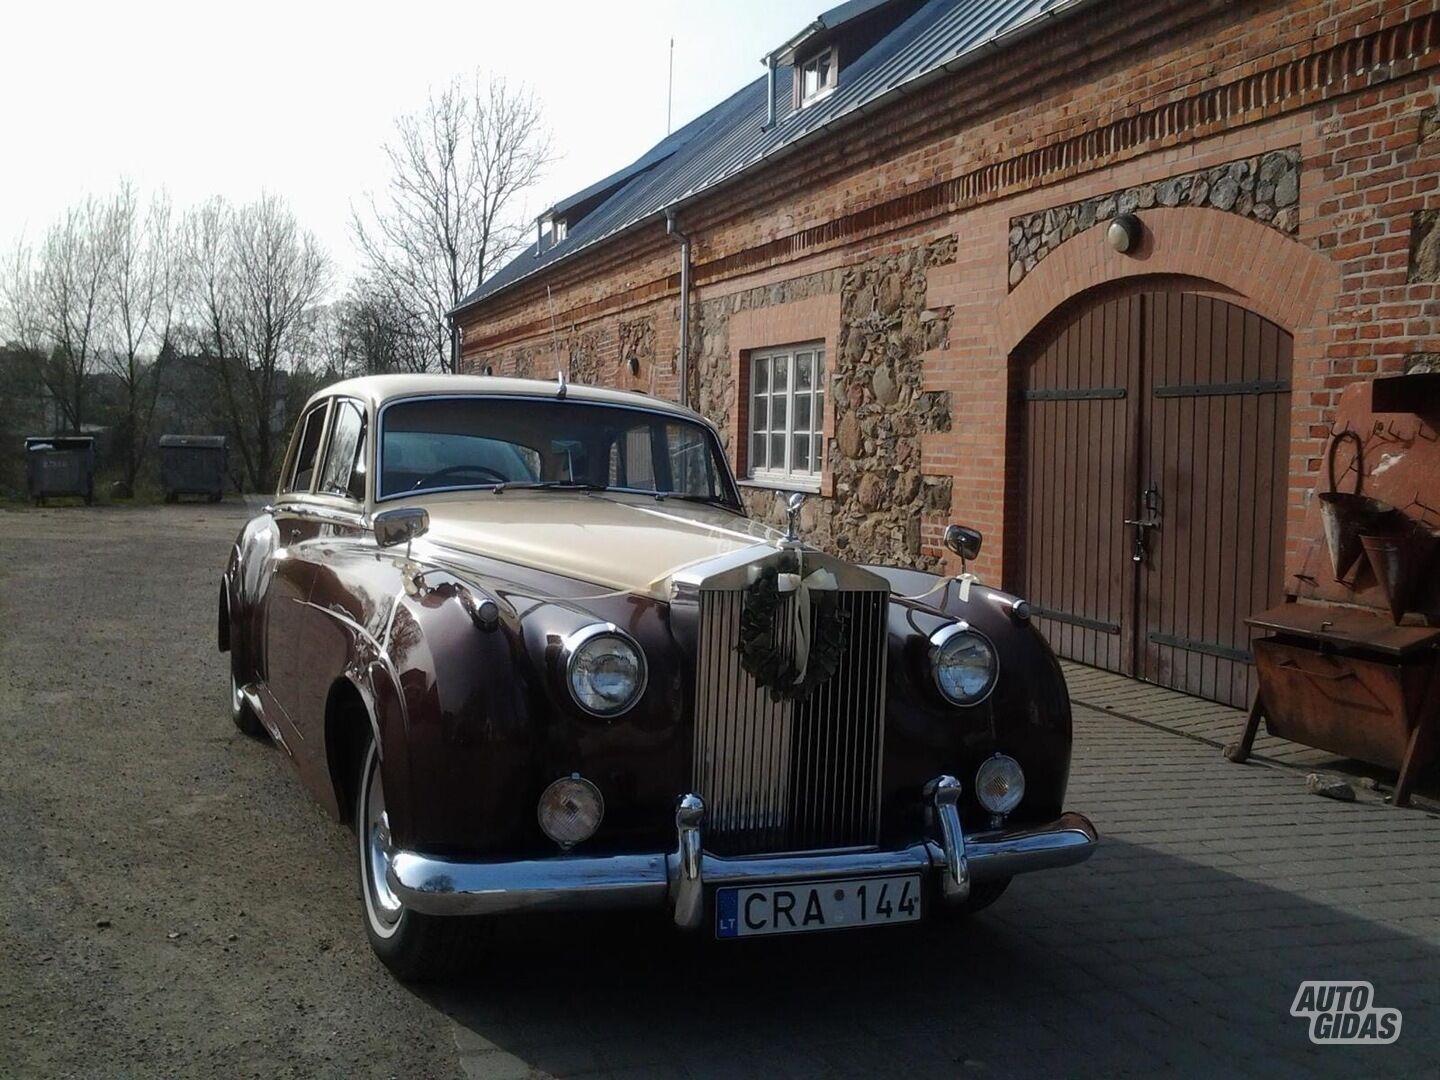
<box><xmin>410</xmin><ymin>464</ymin><xmax>510</xmax><ymax>490</ymax></box>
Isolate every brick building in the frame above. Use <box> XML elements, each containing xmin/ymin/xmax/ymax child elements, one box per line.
<box><xmin>451</xmin><ymin>0</ymin><xmax>1440</xmax><ymax>706</ymax></box>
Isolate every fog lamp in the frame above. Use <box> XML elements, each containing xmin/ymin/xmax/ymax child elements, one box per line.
<box><xmin>975</xmin><ymin>754</ymin><xmax>1025</xmax><ymax>815</ymax></box>
<box><xmin>537</xmin><ymin>775</ymin><xmax>604</xmax><ymax>849</ymax></box>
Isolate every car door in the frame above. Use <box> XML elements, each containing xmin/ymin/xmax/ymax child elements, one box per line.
<box><xmin>265</xmin><ymin>399</ymin><xmax>331</xmax><ymax>734</ymax></box>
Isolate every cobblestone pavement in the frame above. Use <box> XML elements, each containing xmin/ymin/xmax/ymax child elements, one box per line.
<box><xmin>436</xmin><ymin>698</ymin><xmax>1440</xmax><ymax>1079</ymax></box>
<box><xmin>2</xmin><ymin>506</ymin><xmax>1435</xmax><ymax>1078</ymax></box>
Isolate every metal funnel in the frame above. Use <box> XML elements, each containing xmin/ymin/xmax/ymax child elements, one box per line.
<box><xmin>1361</xmin><ymin>529</ymin><xmax>1440</xmax><ymax>624</ymax></box>
<box><xmin>1317</xmin><ymin>492</ymin><xmax>1401</xmax><ymax>580</ymax></box>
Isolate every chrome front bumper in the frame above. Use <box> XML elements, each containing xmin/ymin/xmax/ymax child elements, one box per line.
<box><xmin>387</xmin><ymin>774</ymin><xmax>1098</xmax><ymax>926</ymax></box>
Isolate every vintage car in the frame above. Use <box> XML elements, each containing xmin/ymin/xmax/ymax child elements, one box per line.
<box><xmin>220</xmin><ymin>374</ymin><xmax>1097</xmax><ymax>979</ymax></box>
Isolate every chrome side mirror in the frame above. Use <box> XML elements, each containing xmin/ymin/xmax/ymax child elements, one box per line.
<box><xmin>943</xmin><ymin>524</ymin><xmax>983</xmax><ymax>568</ymax></box>
<box><xmin>374</xmin><ymin>507</ymin><xmax>429</xmax><ymax>551</ymax></box>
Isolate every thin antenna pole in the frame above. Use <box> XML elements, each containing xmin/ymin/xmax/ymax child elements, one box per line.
<box><xmin>667</xmin><ymin>37</ymin><xmax>674</xmax><ymax>135</ymax></box>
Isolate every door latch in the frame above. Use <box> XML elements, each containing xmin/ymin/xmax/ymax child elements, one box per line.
<box><xmin>1124</xmin><ymin>483</ymin><xmax>1163</xmax><ymax>563</ymax></box>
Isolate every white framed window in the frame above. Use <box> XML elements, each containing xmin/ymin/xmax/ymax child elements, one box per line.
<box><xmin>748</xmin><ymin>344</ymin><xmax>825</xmax><ymax>489</ymax></box>
<box><xmin>798</xmin><ymin>48</ymin><xmax>837</xmax><ymax>106</ymax></box>
<box><xmin>552</xmin><ymin>218</ymin><xmax>567</xmax><ymax>243</ymax></box>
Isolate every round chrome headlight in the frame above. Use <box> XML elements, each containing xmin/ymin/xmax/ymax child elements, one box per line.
<box><xmin>976</xmin><ymin>754</ymin><xmax>1025</xmax><ymax>815</ymax></box>
<box><xmin>563</xmin><ymin>624</ymin><xmax>647</xmax><ymax>717</ymax></box>
<box><xmin>537</xmin><ymin>775</ymin><xmax>605</xmax><ymax>848</ymax></box>
<box><xmin>930</xmin><ymin>622</ymin><xmax>998</xmax><ymax>705</ymax></box>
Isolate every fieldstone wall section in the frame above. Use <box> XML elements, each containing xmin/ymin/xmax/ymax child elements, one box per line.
<box><xmin>1007</xmin><ymin>148</ymin><xmax>1302</xmax><ymax>289</ymax></box>
<box><xmin>1409</xmin><ymin>209</ymin><xmax>1440</xmax><ymax>283</ymax></box>
<box><xmin>618</xmin><ymin>316</ymin><xmax>656</xmax><ymax>375</ymax></box>
<box><xmin>723</xmin><ymin>236</ymin><xmax>957</xmax><ymax>570</ymax></box>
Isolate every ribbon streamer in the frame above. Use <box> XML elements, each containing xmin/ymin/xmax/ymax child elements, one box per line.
<box><xmin>774</xmin><ymin>567</ymin><xmax>838</xmax><ymax>683</ymax></box>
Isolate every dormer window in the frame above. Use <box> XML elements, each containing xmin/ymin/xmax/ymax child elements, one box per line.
<box><xmin>552</xmin><ymin>218</ymin><xmax>567</xmax><ymax>243</ymax></box>
<box><xmin>797</xmin><ymin>47</ymin><xmax>837</xmax><ymax>106</ymax></box>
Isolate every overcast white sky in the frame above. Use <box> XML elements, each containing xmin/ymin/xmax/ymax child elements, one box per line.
<box><xmin>0</xmin><ymin>0</ymin><xmax>822</xmax><ymax>282</ymax></box>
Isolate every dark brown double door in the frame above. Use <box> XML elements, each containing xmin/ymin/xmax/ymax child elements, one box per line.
<box><xmin>1016</xmin><ymin>290</ymin><xmax>1292</xmax><ymax>707</ymax></box>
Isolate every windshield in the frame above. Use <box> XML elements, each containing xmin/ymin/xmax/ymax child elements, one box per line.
<box><xmin>378</xmin><ymin>396</ymin><xmax>739</xmax><ymax>504</ymax></box>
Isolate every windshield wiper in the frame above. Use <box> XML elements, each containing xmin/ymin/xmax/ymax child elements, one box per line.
<box><xmin>652</xmin><ymin>491</ymin><xmax>725</xmax><ymax>505</ymax></box>
<box><xmin>492</xmin><ymin>480</ymin><xmax>607</xmax><ymax>495</ymax></box>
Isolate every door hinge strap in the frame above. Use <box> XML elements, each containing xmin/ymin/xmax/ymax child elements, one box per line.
<box><xmin>1153</xmin><ymin>379</ymin><xmax>1290</xmax><ymax>398</ymax></box>
<box><xmin>1147</xmin><ymin>632</ymin><xmax>1253</xmax><ymax>663</ymax></box>
<box><xmin>1023</xmin><ymin>386</ymin><xmax>1127</xmax><ymax>401</ymax></box>
<box><xmin>1031</xmin><ymin>606</ymin><xmax>1122</xmax><ymax>634</ymax></box>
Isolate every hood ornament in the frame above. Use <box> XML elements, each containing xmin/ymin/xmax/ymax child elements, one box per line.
<box><xmin>783</xmin><ymin>492</ymin><xmax>806</xmax><ymax>544</ymax></box>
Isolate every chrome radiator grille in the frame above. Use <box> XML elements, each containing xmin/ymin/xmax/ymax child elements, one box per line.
<box><xmin>691</xmin><ymin>588</ymin><xmax>889</xmax><ymax>856</ymax></box>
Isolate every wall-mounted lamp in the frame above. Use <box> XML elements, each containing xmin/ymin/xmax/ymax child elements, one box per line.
<box><xmin>1106</xmin><ymin>213</ymin><xmax>1143</xmax><ymax>254</ymax></box>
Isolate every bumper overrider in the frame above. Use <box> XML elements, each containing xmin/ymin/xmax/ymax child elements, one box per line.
<box><xmin>387</xmin><ymin>775</ymin><xmax>1097</xmax><ymax>926</ymax></box>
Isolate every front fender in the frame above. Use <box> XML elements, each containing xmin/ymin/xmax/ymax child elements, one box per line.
<box><xmin>867</xmin><ymin>565</ymin><xmax>1073</xmax><ymax>822</ymax></box>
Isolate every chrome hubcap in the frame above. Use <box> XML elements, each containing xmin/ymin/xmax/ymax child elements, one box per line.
<box><xmin>362</xmin><ymin>749</ymin><xmax>403</xmax><ymax>936</ymax></box>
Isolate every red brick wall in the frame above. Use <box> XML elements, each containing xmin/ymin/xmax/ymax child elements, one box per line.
<box><xmin>457</xmin><ymin>0</ymin><xmax>1440</xmax><ymax>586</ymax></box>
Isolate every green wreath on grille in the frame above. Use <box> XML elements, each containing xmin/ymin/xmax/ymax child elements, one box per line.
<box><xmin>736</xmin><ymin>557</ymin><xmax>851</xmax><ymax>703</ymax></box>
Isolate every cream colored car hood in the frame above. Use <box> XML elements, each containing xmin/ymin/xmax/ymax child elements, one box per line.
<box><xmin>414</xmin><ymin>490</ymin><xmax>779</xmax><ymax>597</ymax></box>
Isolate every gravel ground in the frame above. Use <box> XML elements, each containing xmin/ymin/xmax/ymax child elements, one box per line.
<box><xmin>0</xmin><ymin>503</ymin><xmax>460</xmax><ymax>1079</ymax></box>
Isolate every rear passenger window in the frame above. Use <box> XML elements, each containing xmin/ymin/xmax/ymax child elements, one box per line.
<box><xmin>318</xmin><ymin>400</ymin><xmax>367</xmax><ymax>501</ymax></box>
<box><xmin>284</xmin><ymin>402</ymin><xmax>329</xmax><ymax>493</ymax></box>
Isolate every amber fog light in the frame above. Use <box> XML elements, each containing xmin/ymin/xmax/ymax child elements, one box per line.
<box><xmin>537</xmin><ymin>775</ymin><xmax>604</xmax><ymax>849</ymax></box>
<box><xmin>976</xmin><ymin>754</ymin><xmax>1025</xmax><ymax>815</ymax></box>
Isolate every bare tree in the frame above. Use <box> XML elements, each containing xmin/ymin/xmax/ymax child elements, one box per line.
<box><xmin>182</xmin><ymin>193</ymin><xmax>330</xmax><ymax>490</ymax></box>
<box><xmin>102</xmin><ymin>182</ymin><xmax>177</xmax><ymax>486</ymax></box>
<box><xmin>352</xmin><ymin>74</ymin><xmax>551</xmax><ymax>372</ymax></box>
<box><xmin>27</xmin><ymin>198</ymin><xmax>117</xmax><ymax>432</ymax></box>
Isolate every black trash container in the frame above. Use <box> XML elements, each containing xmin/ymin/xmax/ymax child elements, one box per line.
<box><xmin>25</xmin><ymin>436</ymin><xmax>96</xmax><ymax>506</ymax></box>
<box><xmin>160</xmin><ymin>435</ymin><xmax>228</xmax><ymax>503</ymax></box>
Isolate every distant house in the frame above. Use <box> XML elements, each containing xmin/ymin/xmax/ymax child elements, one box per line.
<box><xmin>450</xmin><ymin>0</ymin><xmax>1440</xmax><ymax>706</ymax></box>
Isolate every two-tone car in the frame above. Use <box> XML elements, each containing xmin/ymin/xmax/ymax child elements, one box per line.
<box><xmin>220</xmin><ymin>374</ymin><xmax>1096</xmax><ymax>980</ymax></box>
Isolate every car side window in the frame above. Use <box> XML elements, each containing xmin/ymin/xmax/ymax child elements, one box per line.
<box><xmin>317</xmin><ymin>400</ymin><xmax>367</xmax><ymax>501</ymax></box>
<box><xmin>284</xmin><ymin>402</ymin><xmax>330</xmax><ymax>494</ymax></box>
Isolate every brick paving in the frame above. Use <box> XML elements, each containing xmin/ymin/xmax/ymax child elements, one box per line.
<box><xmin>437</xmin><ymin>679</ymin><xmax>1440</xmax><ymax>1079</ymax></box>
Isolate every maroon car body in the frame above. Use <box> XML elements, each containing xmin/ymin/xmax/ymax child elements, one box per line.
<box><xmin>220</xmin><ymin>374</ymin><xmax>1096</xmax><ymax>979</ymax></box>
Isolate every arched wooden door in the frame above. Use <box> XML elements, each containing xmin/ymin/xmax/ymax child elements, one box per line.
<box><xmin>1015</xmin><ymin>289</ymin><xmax>1292</xmax><ymax>707</ymax></box>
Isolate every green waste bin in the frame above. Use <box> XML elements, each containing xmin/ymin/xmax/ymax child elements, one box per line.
<box><xmin>25</xmin><ymin>436</ymin><xmax>95</xmax><ymax>506</ymax></box>
<box><xmin>160</xmin><ymin>435</ymin><xmax>228</xmax><ymax>503</ymax></box>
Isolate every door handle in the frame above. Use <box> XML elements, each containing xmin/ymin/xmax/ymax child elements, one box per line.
<box><xmin>1123</xmin><ymin>517</ymin><xmax>1160</xmax><ymax>528</ymax></box>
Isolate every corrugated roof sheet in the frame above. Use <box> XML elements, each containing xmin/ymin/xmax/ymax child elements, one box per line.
<box><xmin>458</xmin><ymin>0</ymin><xmax>1073</xmax><ymax>313</ymax></box>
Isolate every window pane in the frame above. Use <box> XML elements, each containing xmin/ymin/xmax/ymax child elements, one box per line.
<box><xmin>771</xmin><ymin>358</ymin><xmax>788</xmax><ymax>393</ymax></box>
<box><xmin>813</xmin><ymin>434</ymin><xmax>824</xmax><ymax>470</ymax></box>
<box><xmin>770</xmin><ymin>392</ymin><xmax>787</xmax><ymax>430</ymax></box>
<box><xmin>753</xmin><ymin>356</ymin><xmax>768</xmax><ymax>394</ymax></box>
<box><xmin>813</xmin><ymin>391</ymin><xmax>824</xmax><ymax>435</ymax></box>
<box><xmin>796</xmin><ymin>352</ymin><xmax>812</xmax><ymax>391</ymax></box>
<box><xmin>753</xmin><ymin>396</ymin><xmax>767</xmax><ymax>432</ymax></box>
<box><xmin>769</xmin><ymin>433</ymin><xmax>786</xmax><ymax>469</ymax></box>
<box><xmin>751</xmin><ymin>431</ymin><xmax>766</xmax><ymax>470</ymax></box>
<box><xmin>794</xmin><ymin>393</ymin><xmax>810</xmax><ymax>433</ymax></box>
<box><xmin>816</xmin><ymin>350</ymin><xmax>825</xmax><ymax>382</ymax></box>
<box><xmin>285</xmin><ymin>402</ymin><xmax>328</xmax><ymax>493</ymax></box>
<box><xmin>818</xmin><ymin>51</ymin><xmax>832</xmax><ymax>87</ymax></box>
<box><xmin>318</xmin><ymin>401</ymin><xmax>366</xmax><ymax>499</ymax></box>
<box><xmin>792</xmin><ymin>434</ymin><xmax>810</xmax><ymax>472</ymax></box>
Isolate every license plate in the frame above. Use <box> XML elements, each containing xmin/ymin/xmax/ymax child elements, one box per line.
<box><xmin>715</xmin><ymin>874</ymin><xmax>922</xmax><ymax>938</ymax></box>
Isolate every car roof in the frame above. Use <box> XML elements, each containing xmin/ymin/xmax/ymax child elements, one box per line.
<box><xmin>309</xmin><ymin>374</ymin><xmax>702</xmax><ymax>421</ymax></box>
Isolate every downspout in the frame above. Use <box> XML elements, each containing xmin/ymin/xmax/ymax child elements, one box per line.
<box><xmin>665</xmin><ymin>208</ymin><xmax>691</xmax><ymax>409</ymax></box>
<box><xmin>763</xmin><ymin>53</ymin><xmax>777</xmax><ymax>129</ymax></box>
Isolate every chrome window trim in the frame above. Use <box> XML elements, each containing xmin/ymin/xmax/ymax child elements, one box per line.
<box><xmin>560</xmin><ymin>621</ymin><xmax>649</xmax><ymax>718</ymax></box>
<box><xmin>314</xmin><ymin>395</ymin><xmax>371</xmax><ymax>505</ymax></box>
<box><xmin>928</xmin><ymin>621</ymin><xmax>1000</xmax><ymax>706</ymax></box>
<box><xmin>373</xmin><ymin>393</ymin><xmax>742</xmax><ymax>509</ymax></box>
<box><xmin>280</xmin><ymin>398</ymin><xmax>334</xmax><ymax>497</ymax></box>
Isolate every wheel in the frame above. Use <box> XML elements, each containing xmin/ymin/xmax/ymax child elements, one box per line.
<box><xmin>356</xmin><ymin>737</ymin><xmax>487</xmax><ymax>981</ymax></box>
<box><xmin>933</xmin><ymin>877</ymin><xmax>1011</xmax><ymax>922</ymax></box>
<box><xmin>229</xmin><ymin>669</ymin><xmax>267</xmax><ymax>738</ymax></box>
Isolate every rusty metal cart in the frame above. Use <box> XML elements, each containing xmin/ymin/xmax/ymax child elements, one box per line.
<box><xmin>1230</xmin><ymin>604</ymin><xmax>1440</xmax><ymax>806</ymax></box>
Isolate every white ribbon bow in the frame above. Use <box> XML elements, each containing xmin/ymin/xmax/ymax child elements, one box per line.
<box><xmin>775</xmin><ymin>567</ymin><xmax>838</xmax><ymax>684</ymax></box>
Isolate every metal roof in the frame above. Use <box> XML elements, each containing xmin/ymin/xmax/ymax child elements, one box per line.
<box><xmin>457</xmin><ymin>0</ymin><xmax>1078</xmax><ymax>315</ymax></box>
